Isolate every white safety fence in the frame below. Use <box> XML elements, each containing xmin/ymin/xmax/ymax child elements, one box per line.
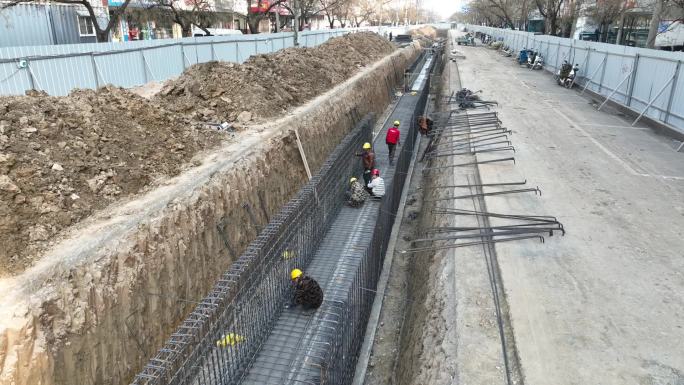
<box><xmin>467</xmin><ymin>25</ymin><xmax>684</xmax><ymax>132</ymax></box>
<box><xmin>0</xmin><ymin>27</ymin><xmax>406</xmax><ymax>97</ymax></box>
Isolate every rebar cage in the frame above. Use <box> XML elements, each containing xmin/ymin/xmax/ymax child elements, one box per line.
<box><xmin>132</xmin><ymin>55</ymin><xmax>432</xmax><ymax>385</ymax></box>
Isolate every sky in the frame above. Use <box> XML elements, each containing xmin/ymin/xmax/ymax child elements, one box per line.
<box><xmin>421</xmin><ymin>0</ymin><xmax>464</xmax><ymax>18</ymax></box>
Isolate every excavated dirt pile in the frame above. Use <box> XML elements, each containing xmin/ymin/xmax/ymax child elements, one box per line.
<box><xmin>0</xmin><ymin>32</ymin><xmax>397</xmax><ymax>278</ymax></box>
<box><xmin>0</xmin><ymin>87</ymin><xmax>224</xmax><ymax>275</ymax></box>
<box><xmin>157</xmin><ymin>32</ymin><xmax>395</xmax><ymax>124</ymax></box>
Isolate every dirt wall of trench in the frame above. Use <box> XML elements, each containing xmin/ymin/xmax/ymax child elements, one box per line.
<box><xmin>0</xmin><ymin>44</ymin><xmax>420</xmax><ymax>385</ymax></box>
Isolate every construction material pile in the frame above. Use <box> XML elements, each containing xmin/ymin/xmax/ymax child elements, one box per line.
<box><xmin>157</xmin><ymin>32</ymin><xmax>395</xmax><ymax>124</ymax></box>
<box><xmin>409</xmin><ymin>26</ymin><xmax>440</xmax><ymax>47</ymax></box>
<box><xmin>409</xmin><ymin>26</ymin><xmax>438</xmax><ymax>39</ymax></box>
<box><xmin>0</xmin><ymin>86</ymin><xmax>224</xmax><ymax>275</ymax></box>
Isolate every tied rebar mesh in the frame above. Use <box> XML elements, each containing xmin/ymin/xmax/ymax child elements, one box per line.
<box><xmin>132</xmin><ymin>53</ymin><xmax>434</xmax><ymax>385</ymax></box>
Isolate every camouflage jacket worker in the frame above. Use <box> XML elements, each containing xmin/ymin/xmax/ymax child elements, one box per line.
<box><xmin>294</xmin><ymin>275</ymin><xmax>324</xmax><ymax>309</ymax></box>
<box><xmin>349</xmin><ymin>180</ymin><xmax>369</xmax><ymax>205</ymax></box>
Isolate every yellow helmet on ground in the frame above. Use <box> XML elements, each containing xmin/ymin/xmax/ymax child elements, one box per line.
<box><xmin>362</xmin><ymin>142</ymin><xmax>371</xmax><ymax>150</ymax></box>
<box><xmin>291</xmin><ymin>268</ymin><xmax>303</xmax><ymax>280</ymax></box>
<box><xmin>350</xmin><ymin>177</ymin><xmax>357</xmax><ymax>184</ymax></box>
<box><xmin>393</xmin><ymin>120</ymin><xmax>401</xmax><ymax>126</ymax></box>
<box><xmin>216</xmin><ymin>333</ymin><xmax>245</xmax><ymax>347</ymax></box>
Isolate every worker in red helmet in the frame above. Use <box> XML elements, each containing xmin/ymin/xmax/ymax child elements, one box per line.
<box><xmin>385</xmin><ymin>120</ymin><xmax>401</xmax><ymax>165</ymax></box>
<box><xmin>367</xmin><ymin>168</ymin><xmax>385</xmax><ymax>198</ymax></box>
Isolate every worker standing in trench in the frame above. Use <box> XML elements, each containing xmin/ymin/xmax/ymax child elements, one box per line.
<box><xmin>290</xmin><ymin>269</ymin><xmax>324</xmax><ymax>309</ymax></box>
<box><xmin>356</xmin><ymin>142</ymin><xmax>375</xmax><ymax>188</ymax></box>
<box><xmin>386</xmin><ymin>120</ymin><xmax>401</xmax><ymax>165</ymax></box>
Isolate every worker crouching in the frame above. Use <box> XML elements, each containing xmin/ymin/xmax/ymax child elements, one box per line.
<box><xmin>290</xmin><ymin>268</ymin><xmax>324</xmax><ymax>309</ymax></box>
<box><xmin>367</xmin><ymin>169</ymin><xmax>385</xmax><ymax>198</ymax></box>
<box><xmin>346</xmin><ymin>177</ymin><xmax>369</xmax><ymax>207</ymax></box>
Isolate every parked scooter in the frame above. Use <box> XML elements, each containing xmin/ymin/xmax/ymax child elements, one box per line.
<box><xmin>518</xmin><ymin>48</ymin><xmax>531</xmax><ymax>65</ymax></box>
<box><xmin>527</xmin><ymin>51</ymin><xmax>543</xmax><ymax>69</ymax></box>
<box><xmin>556</xmin><ymin>60</ymin><xmax>580</xmax><ymax>88</ymax></box>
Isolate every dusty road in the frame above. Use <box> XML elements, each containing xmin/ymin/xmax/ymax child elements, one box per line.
<box><xmin>458</xmin><ymin>37</ymin><xmax>684</xmax><ymax>384</ymax></box>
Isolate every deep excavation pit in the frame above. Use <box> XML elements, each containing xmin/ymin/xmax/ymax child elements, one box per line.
<box><xmin>0</xmin><ymin>37</ymin><xmax>420</xmax><ymax>385</ymax></box>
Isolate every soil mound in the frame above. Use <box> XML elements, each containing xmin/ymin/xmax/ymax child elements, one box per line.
<box><xmin>409</xmin><ymin>26</ymin><xmax>444</xmax><ymax>48</ymax></box>
<box><xmin>157</xmin><ymin>32</ymin><xmax>395</xmax><ymax>124</ymax></box>
<box><xmin>0</xmin><ymin>86</ymin><xmax>224</xmax><ymax>275</ymax></box>
<box><xmin>410</xmin><ymin>26</ymin><xmax>438</xmax><ymax>39</ymax></box>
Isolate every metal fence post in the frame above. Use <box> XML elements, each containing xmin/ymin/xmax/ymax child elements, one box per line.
<box><xmin>211</xmin><ymin>41</ymin><xmax>216</xmax><ymax>61</ymax></box>
<box><xmin>598</xmin><ymin>67</ymin><xmax>634</xmax><ymax>111</ymax></box>
<box><xmin>664</xmin><ymin>60</ymin><xmax>681</xmax><ymax>124</ymax></box>
<box><xmin>90</xmin><ymin>53</ymin><xmax>100</xmax><ymax>88</ymax></box>
<box><xmin>598</xmin><ymin>51</ymin><xmax>608</xmax><ymax>93</ymax></box>
<box><xmin>626</xmin><ymin>54</ymin><xmax>639</xmax><ymax>106</ymax></box>
<box><xmin>632</xmin><ymin>65</ymin><xmax>678</xmax><ymax>125</ymax></box>
<box><xmin>180</xmin><ymin>43</ymin><xmax>187</xmax><ymax>70</ymax></box>
<box><xmin>140</xmin><ymin>50</ymin><xmax>148</xmax><ymax>83</ymax></box>
<box><xmin>25</xmin><ymin>65</ymin><xmax>35</xmax><ymax>91</ymax></box>
<box><xmin>235</xmin><ymin>41</ymin><xmax>239</xmax><ymax>63</ymax></box>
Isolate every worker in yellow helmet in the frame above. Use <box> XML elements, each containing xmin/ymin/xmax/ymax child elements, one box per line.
<box><xmin>216</xmin><ymin>333</ymin><xmax>245</xmax><ymax>348</ymax></box>
<box><xmin>346</xmin><ymin>177</ymin><xmax>369</xmax><ymax>207</ymax></box>
<box><xmin>290</xmin><ymin>268</ymin><xmax>323</xmax><ymax>309</ymax></box>
<box><xmin>355</xmin><ymin>142</ymin><xmax>375</xmax><ymax>187</ymax></box>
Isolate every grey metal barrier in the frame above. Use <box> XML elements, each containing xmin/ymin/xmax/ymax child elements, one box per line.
<box><xmin>466</xmin><ymin>25</ymin><xmax>684</xmax><ymax>133</ymax></box>
<box><xmin>0</xmin><ymin>29</ymin><xmax>354</xmax><ymax>96</ymax></box>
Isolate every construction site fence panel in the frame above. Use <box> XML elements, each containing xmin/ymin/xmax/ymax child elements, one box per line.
<box><xmin>465</xmin><ymin>25</ymin><xmax>684</xmax><ymax>134</ymax></box>
<box><xmin>0</xmin><ymin>28</ymin><xmax>387</xmax><ymax>97</ymax></box>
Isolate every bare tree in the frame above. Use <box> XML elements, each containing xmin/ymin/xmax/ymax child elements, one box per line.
<box><xmin>149</xmin><ymin>0</ymin><xmax>217</xmax><ymax>37</ymax></box>
<box><xmin>585</xmin><ymin>0</ymin><xmax>627</xmax><ymax>42</ymax></box>
<box><xmin>486</xmin><ymin>0</ymin><xmax>517</xmax><ymax>28</ymax></box>
<box><xmin>1</xmin><ymin>0</ymin><xmax>132</xmax><ymax>42</ymax></box>
<box><xmin>646</xmin><ymin>0</ymin><xmax>666</xmax><ymax>47</ymax></box>
<box><xmin>319</xmin><ymin>0</ymin><xmax>349</xmax><ymax>29</ymax></box>
<box><xmin>559</xmin><ymin>0</ymin><xmax>583</xmax><ymax>37</ymax></box>
<box><xmin>247</xmin><ymin>0</ymin><xmax>288</xmax><ymax>33</ymax></box>
<box><xmin>535</xmin><ymin>0</ymin><xmax>565</xmax><ymax>34</ymax></box>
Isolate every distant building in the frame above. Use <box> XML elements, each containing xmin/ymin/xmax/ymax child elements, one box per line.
<box><xmin>0</xmin><ymin>1</ymin><xmax>107</xmax><ymax>47</ymax></box>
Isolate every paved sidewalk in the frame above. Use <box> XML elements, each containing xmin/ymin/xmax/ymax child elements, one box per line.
<box><xmin>458</xmin><ymin>41</ymin><xmax>684</xmax><ymax>385</ymax></box>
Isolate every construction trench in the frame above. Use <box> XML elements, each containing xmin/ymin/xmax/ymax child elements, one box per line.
<box><xmin>0</xmin><ymin>32</ymin><xmax>438</xmax><ymax>385</ymax></box>
<box><xmin>131</xmin><ymin>46</ymin><xmax>436</xmax><ymax>384</ymax></box>
<box><xmin>0</xmin><ymin>29</ymin><xmax>547</xmax><ymax>385</ymax></box>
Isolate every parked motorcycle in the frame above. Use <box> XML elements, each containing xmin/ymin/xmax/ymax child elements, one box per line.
<box><xmin>556</xmin><ymin>61</ymin><xmax>580</xmax><ymax>88</ymax></box>
<box><xmin>527</xmin><ymin>52</ymin><xmax>543</xmax><ymax>69</ymax></box>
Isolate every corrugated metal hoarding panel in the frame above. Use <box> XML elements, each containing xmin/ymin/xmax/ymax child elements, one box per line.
<box><xmin>0</xmin><ymin>30</ymin><xmax>357</xmax><ymax>97</ymax></box>
<box><xmin>468</xmin><ymin>25</ymin><xmax>684</xmax><ymax>133</ymax></box>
